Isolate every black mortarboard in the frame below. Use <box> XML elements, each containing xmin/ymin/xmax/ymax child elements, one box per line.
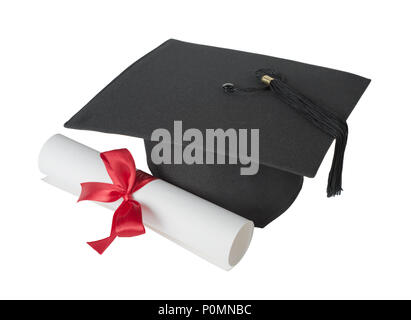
<box><xmin>64</xmin><ymin>39</ymin><xmax>370</xmax><ymax>227</ymax></box>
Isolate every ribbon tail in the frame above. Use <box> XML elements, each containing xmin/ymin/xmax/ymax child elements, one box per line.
<box><xmin>87</xmin><ymin>200</ymin><xmax>122</xmax><ymax>254</ymax></box>
<box><xmin>87</xmin><ymin>235</ymin><xmax>117</xmax><ymax>255</ymax></box>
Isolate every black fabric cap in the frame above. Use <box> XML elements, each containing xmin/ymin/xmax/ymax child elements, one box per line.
<box><xmin>64</xmin><ymin>39</ymin><xmax>370</xmax><ymax>226</ymax></box>
<box><xmin>144</xmin><ymin>140</ymin><xmax>304</xmax><ymax>227</ymax></box>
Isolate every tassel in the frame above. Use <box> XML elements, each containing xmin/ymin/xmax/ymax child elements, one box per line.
<box><xmin>223</xmin><ymin>69</ymin><xmax>348</xmax><ymax>197</ymax></box>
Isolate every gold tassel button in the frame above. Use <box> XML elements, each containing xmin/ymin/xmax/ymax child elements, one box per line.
<box><xmin>261</xmin><ymin>75</ymin><xmax>274</xmax><ymax>85</ymax></box>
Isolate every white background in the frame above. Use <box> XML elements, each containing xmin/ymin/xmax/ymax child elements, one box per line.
<box><xmin>0</xmin><ymin>0</ymin><xmax>410</xmax><ymax>300</ymax></box>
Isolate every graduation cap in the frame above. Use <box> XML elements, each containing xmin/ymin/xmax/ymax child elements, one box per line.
<box><xmin>65</xmin><ymin>39</ymin><xmax>370</xmax><ymax>227</ymax></box>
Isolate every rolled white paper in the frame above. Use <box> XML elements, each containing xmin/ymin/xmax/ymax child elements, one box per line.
<box><xmin>39</xmin><ymin>134</ymin><xmax>254</xmax><ymax>270</ymax></box>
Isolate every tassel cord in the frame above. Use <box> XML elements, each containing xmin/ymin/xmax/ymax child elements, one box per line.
<box><xmin>223</xmin><ymin>70</ymin><xmax>349</xmax><ymax>197</ymax></box>
<box><xmin>268</xmin><ymin>78</ymin><xmax>348</xmax><ymax>197</ymax></box>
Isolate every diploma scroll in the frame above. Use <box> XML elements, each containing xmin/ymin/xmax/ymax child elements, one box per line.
<box><xmin>39</xmin><ymin>134</ymin><xmax>254</xmax><ymax>270</ymax></box>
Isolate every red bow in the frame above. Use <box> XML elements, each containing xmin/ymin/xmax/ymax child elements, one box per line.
<box><xmin>78</xmin><ymin>149</ymin><xmax>156</xmax><ymax>254</ymax></box>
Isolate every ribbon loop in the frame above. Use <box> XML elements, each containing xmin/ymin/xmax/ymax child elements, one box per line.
<box><xmin>114</xmin><ymin>200</ymin><xmax>145</xmax><ymax>237</ymax></box>
<box><xmin>78</xmin><ymin>149</ymin><xmax>156</xmax><ymax>254</ymax></box>
<box><xmin>78</xmin><ymin>182</ymin><xmax>124</xmax><ymax>203</ymax></box>
<box><xmin>100</xmin><ymin>149</ymin><xmax>137</xmax><ymax>192</ymax></box>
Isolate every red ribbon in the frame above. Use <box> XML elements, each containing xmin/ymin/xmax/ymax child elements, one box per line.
<box><xmin>78</xmin><ymin>149</ymin><xmax>156</xmax><ymax>254</ymax></box>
